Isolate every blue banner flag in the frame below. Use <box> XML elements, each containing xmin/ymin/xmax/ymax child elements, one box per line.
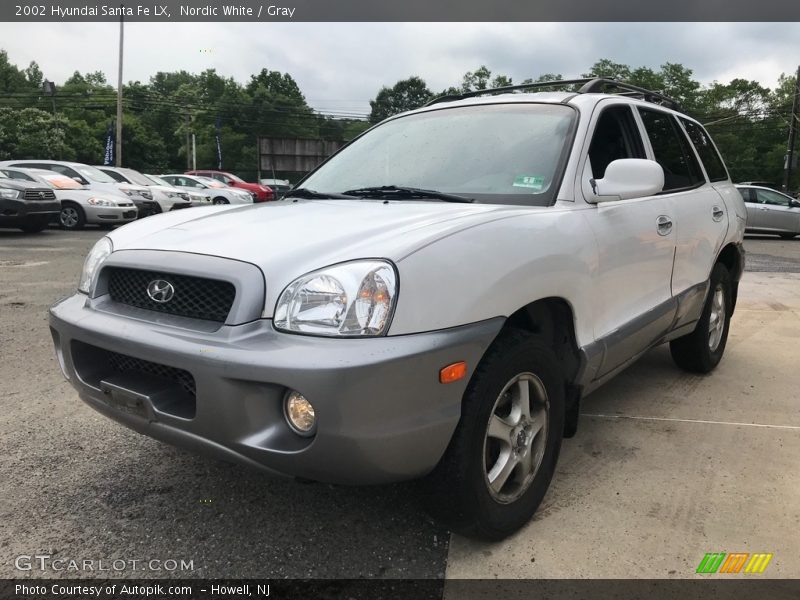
<box><xmin>103</xmin><ymin>122</ymin><xmax>115</xmax><ymax>166</ymax></box>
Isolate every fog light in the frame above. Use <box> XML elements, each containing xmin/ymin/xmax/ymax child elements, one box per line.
<box><xmin>284</xmin><ymin>391</ymin><xmax>316</xmax><ymax>436</ymax></box>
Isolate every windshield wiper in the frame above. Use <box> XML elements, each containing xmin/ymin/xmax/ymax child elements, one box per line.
<box><xmin>284</xmin><ymin>188</ymin><xmax>357</xmax><ymax>200</ymax></box>
<box><xmin>342</xmin><ymin>185</ymin><xmax>475</xmax><ymax>203</ymax></box>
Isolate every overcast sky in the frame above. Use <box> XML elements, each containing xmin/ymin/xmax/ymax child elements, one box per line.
<box><xmin>1</xmin><ymin>22</ymin><xmax>799</xmax><ymax>115</ymax></box>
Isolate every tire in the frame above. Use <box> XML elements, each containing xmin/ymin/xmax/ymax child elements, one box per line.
<box><xmin>424</xmin><ymin>330</ymin><xmax>565</xmax><ymax>540</ymax></box>
<box><xmin>59</xmin><ymin>203</ymin><xmax>86</xmax><ymax>230</ymax></box>
<box><xmin>212</xmin><ymin>197</ymin><xmax>229</xmax><ymax>205</ymax></box>
<box><xmin>779</xmin><ymin>233</ymin><xmax>797</xmax><ymax>240</ymax></box>
<box><xmin>669</xmin><ymin>263</ymin><xmax>732</xmax><ymax>373</ymax></box>
<box><xmin>19</xmin><ymin>216</ymin><xmax>48</xmax><ymax>233</ymax></box>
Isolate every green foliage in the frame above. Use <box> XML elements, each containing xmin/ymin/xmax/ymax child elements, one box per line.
<box><xmin>368</xmin><ymin>76</ymin><xmax>434</xmax><ymax>123</ymax></box>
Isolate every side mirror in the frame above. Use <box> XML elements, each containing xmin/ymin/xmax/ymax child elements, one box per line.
<box><xmin>72</xmin><ymin>176</ymin><xmax>88</xmax><ymax>185</ymax></box>
<box><xmin>588</xmin><ymin>159</ymin><xmax>664</xmax><ymax>202</ymax></box>
<box><xmin>790</xmin><ymin>199</ymin><xmax>800</xmax><ymax>209</ymax></box>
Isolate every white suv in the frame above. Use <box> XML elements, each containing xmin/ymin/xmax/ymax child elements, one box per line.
<box><xmin>49</xmin><ymin>79</ymin><xmax>745</xmax><ymax>540</ymax></box>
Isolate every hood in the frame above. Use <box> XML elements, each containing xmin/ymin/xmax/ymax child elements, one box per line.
<box><xmin>107</xmin><ymin>199</ymin><xmax>533</xmax><ymax>299</ymax></box>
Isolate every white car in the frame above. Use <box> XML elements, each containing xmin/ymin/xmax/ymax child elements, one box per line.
<box><xmin>1</xmin><ymin>167</ymin><xmax>137</xmax><ymax>230</ymax></box>
<box><xmin>145</xmin><ymin>174</ymin><xmax>211</xmax><ymax>207</ymax></box>
<box><xmin>0</xmin><ymin>160</ymin><xmax>160</xmax><ymax>217</ymax></box>
<box><xmin>160</xmin><ymin>174</ymin><xmax>253</xmax><ymax>205</ymax></box>
<box><xmin>97</xmin><ymin>166</ymin><xmax>192</xmax><ymax>213</ymax></box>
<box><xmin>50</xmin><ymin>79</ymin><xmax>745</xmax><ymax>540</ymax></box>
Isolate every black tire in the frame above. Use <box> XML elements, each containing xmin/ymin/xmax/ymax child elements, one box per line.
<box><xmin>779</xmin><ymin>233</ymin><xmax>797</xmax><ymax>240</ymax></box>
<box><xmin>669</xmin><ymin>263</ymin><xmax>732</xmax><ymax>373</ymax></box>
<box><xmin>59</xmin><ymin>202</ymin><xmax>86</xmax><ymax>230</ymax></box>
<box><xmin>424</xmin><ymin>330</ymin><xmax>565</xmax><ymax>540</ymax></box>
<box><xmin>19</xmin><ymin>216</ymin><xmax>48</xmax><ymax>233</ymax></box>
<box><xmin>212</xmin><ymin>197</ymin><xmax>229</xmax><ymax>205</ymax></box>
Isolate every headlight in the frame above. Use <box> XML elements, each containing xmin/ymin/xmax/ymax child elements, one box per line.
<box><xmin>165</xmin><ymin>191</ymin><xmax>179</xmax><ymax>199</ymax></box>
<box><xmin>274</xmin><ymin>260</ymin><xmax>397</xmax><ymax>337</ymax></box>
<box><xmin>122</xmin><ymin>189</ymin><xmax>134</xmax><ymax>196</ymax></box>
<box><xmin>141</xmin><ymin>190</ymin><xmax>153</xmax><ymax>200</ymax></box>
<box><xmin>87</xmin><ymin>197</ymin><xmax>116</xmax><ymax>206</ymax></box>
<box><xmin>0</xmin><ymin>188</ymin><xmax>21</xmax><ymax>199</ymax></box>
<box><xmin>78</xmin><ymin>237</ymin><xmax>113</xmax><ymax>294</ymax></box>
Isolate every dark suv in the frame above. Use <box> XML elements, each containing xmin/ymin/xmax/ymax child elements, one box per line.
<box><xmin>0</xmin><ymin>171</ymin><xmax>60</xmax><ymax>233</ymax></box>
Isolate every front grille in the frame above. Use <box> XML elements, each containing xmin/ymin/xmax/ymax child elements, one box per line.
<box><xmin>24</xmin><ymin>189</ymin><xmax>57</xmax><ymax>201</ymax></box>
<box><xmin>106</xmin><ymin>267</ymin><xmax>236</xmax><ymax>323</ymax></box>
<box><xmin>107</xmin><ymin>350</ymin><xmax>196</xmax><ymax>397</ymax></box>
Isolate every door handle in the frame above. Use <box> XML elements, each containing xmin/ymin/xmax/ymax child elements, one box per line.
<box><xmin>758</xmin><ymin>206</ymin><xmax>768</xmax><ymax>211</ymax></box>
<box><xmin>712</xmin><ymin>205</ymin><xmax>725</xmax><ymax>221</ymax></box>
<box><xmin>656</xmin><ymin>215</ymin><xmax>673</xmax><ymax>236</ymax></box>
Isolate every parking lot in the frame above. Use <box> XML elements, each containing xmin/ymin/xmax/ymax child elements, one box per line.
<box><xmin>1</xmin><ymin>228</ymin><xmax>798</xmax><ymax>579</ymax></box>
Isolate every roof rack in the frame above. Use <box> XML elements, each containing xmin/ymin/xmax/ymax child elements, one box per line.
<box><xmin>424</xmin><ymin>78</ymin><xmax>680</xmax><ymax>111</ymax></box>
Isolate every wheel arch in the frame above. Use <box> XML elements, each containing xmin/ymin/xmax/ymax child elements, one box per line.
<box><xmin>493</xmin><ymin>297</ymin><xmax>583</xmax><ymax>438</ymax></box>
<box><xmin>715</xmin><ymin>242</ymin><xmax>744</xmax><ymax>313</ymax></box>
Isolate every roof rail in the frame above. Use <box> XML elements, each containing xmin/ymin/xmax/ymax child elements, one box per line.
<box><xmin>424</xmin><ymin>77</ymin><xmax>680</xmax><ymax>110</ymax></box>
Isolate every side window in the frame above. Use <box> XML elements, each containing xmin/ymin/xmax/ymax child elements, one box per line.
<box><xmin>681</xmin><ymin>119</ymin><xmax>728</xmax><ymax>182</ymax></box>
<box><xmin>737</xmin><ymin>188</ymin><xmax>755</xmax><ymax>203</ymax></box>
<box><xmin>639</xmin><ymin>109</ymin><xmax>703</xmax><ymax>191</ymax></box>
<box><xmin>756</xmin><ymin>189</ymin><xmax>791</xmax><ymax>207</ymax></box>
<box><xmin>588</xmin><ymin>105</ymin><xmax>646</xmax><ymax>179</ymax></box>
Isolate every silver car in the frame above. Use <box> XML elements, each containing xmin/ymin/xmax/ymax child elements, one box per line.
<box><xmin>1</xmin><ymin>167</ymin><xmax>137</xmax><ymax>230</ymax></box>
<box><xmin>736</xmin><ymin>185</ymin><xmax>800</xmax><ymax>239</ymax></box>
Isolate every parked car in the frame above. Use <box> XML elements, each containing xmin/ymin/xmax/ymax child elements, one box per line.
<box><xmin>97</xmin><ymin>166</ymin><xmax>192</xmax><ymax>212</ymax></box>
<box><xmin>1</xmin><ymin>167</ymin><xmax>137</xmax><ymax>230</ymax></box>
<box><xmin>259</xmin><ymin>178</ymin><xmax>292</xmax><ymax>198</ymax></box>
<box><xmin>145</xmin><ymin>174</ymin><xmax>211</xmax><ymax>207</ymax></box>
<box><xmin>49</xmin><ymin>79</ymin><xmax>745</xmax><ymax>540</ymax></box>
<box><xmin>186</xmin><ymin>169</ymin><xmax>274</xmax><ymax>201</ymax></box>
<box><xmin>736</xmin><ymin>184</ymin><xmax>800</xmax><ymax>239</ymax></box>
<box><xmin>0</xmin><ymin>160</ymin><xmax>160</xmax><ymax>217</ymax></box>
<box><xmin>160</xmin><ymin>174</ymin><xmax>253</xmax><ymax>204</ymax></box>
<box><xmin>0</xmin><ymin>170</ymin><xmax>60</xmax><ymax>233</ymax></box>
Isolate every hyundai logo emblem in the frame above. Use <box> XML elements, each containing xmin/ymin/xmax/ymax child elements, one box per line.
<box><xmin>146</xmin><ymin>279</ymin><xmax>175</xmax><ymax>303</ymax></box>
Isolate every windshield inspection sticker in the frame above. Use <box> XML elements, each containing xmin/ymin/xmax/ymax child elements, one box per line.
<box><xmin>513</xmin><ymin>175</ymin><xmax>545</xmax><ymax>190</ymax></box>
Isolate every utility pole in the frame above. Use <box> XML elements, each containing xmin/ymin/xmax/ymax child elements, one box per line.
<box><xmin>783</xmin><ymin>64</ymin><xmax>800</xmax><ymax>192</ymax></box>
<box><xmin>42</xmin><ymin>80</ymin><xmax>59</xmax><ymax>159</ymax></box>
<box><xmin>115</xmin><ymin>6</ymin><xmax>124</xmax><ymax>167</ymax></box>
<box><xmin>185</xmin><ymin>113</ymin><xmax>192</xmax><ymax>170</ymax></box>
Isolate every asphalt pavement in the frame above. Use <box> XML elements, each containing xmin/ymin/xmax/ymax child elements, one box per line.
<box><xmin>0</xmin><ymin>226</ymin><xmax>797</xmax><ymax>580</ymax></box>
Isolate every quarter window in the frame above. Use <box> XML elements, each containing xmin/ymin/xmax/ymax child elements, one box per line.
<box><xmin>639</xmin><ymin>109</ymin><xmax>703</xmax><ymax>191</ymax></box>
<box><xmin>681</xmin><ymin>119</ymin><xmax>728</xmax><ymax>182</ymax></box>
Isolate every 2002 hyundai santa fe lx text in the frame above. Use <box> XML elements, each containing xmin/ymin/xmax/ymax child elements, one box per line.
<box><xmin>50</xmin><ymin>79</ymin><xmax>746</xmax><ymax>539</ymax></box>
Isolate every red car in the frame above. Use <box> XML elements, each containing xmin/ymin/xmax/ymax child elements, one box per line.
<box><xmin>186</xmin><ymin>170</ymin><xmax>274</xmax><ymax>202</ymax></box>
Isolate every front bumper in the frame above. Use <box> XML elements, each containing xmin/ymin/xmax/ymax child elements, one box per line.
<box><xmin>83</xmin><ymin>204</ymin><xmax>138</xmax><ymax>225</ymax></box>
<box><xmin>131</xmin><ymin>199</ymin><xmax>161</xmax><ymax>217</ymax></box>
<box><xmin>49</xmin><ymin>293</ymin><xmax>502</xmax><ymax>484</ymax></box>
<box><xmin>0</xmin><ymin>198</ymin><xmax>60</xmax><ymax>220</ymax></box>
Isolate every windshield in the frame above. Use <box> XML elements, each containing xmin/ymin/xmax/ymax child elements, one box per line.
<box><xmin>201</xmin><ymin>178</ymin><xmax>226</xmax><ymax>189</ymax></box>
<box><xmin>224</xmin><ymin>172</ymin><xmax>245</xmax><ymax>183</ymax></box>
<box><xmin>77</xmin><ymin>165</ymin><xmax>117</xmax><ymax>183</ymax></box>
<box><xmin>119</xmin><ymin>168</ymin><xmax>153</xmax><ymax>186</ymax></box>
<box><xmin>301</xmin><ymin>103</ymin><xmax>576</xmax><ymax>205</ymax></box>
<box><xmin>40</xmin><ymin>172</ymin><xmax>82</xmax><ymax>189</ymax></box>
<box><xmin>146</xmin><ymin>175</ymin><xmax>172</xmax><ymax>187</ymax></box>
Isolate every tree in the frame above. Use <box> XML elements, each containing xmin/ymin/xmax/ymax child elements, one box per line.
<box><xmin>368</xmin><ymin>76</ymin><xmax>433</xmax><ymax>123</ymax></box>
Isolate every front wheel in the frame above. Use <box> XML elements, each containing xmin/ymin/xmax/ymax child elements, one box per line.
<box><xmin>670</xmin><ymin>263</ymin><xmax>732</xmax><ymax>373</ymax></box>
<box><xmin>212</xmin><ymin>197</ymin><xmax>229</xmax><ymax>205</ymax></box>
<box><xmin>59</xmin><ymin>203</ymin><xmax>86</xmax><ymax>230</ymax></box>
<box><xmin>424</xmin><ymin>330</ymin><xmax>565</xmax><ymax>540</ymax></box>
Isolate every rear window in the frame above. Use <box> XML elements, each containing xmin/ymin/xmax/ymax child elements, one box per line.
<box><xmin>639</xmin><ymin>109</ymin><xmax>704</xmax><ymax>191</ymax></box>
<box><xmin>681</xmin><ymin>119</ymin><xmax>729</xmax><ymax>182</ymax></box>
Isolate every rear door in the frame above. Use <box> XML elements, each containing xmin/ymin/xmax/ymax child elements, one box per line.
<box><xmin>638</xmin><ymin>110</ymin><xmax>727</xmax><ymax>302</ymax></box>
<box><xmin>753</xmin><ymin>188</ymin><xmax>800</xmax><ymax>234</ymax></box>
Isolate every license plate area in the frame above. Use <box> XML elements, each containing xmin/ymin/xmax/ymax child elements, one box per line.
<box><xmin>99</xmin><ymin>372</ymin><xmax>193</xmax><ymax>421</ymax></box>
